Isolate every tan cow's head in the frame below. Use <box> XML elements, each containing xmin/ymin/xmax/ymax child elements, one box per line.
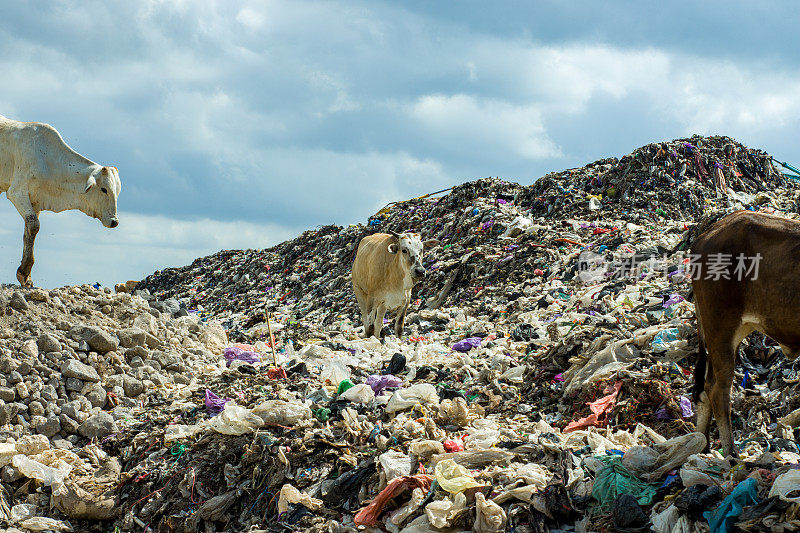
<box><xmin>387</xmin><ymin>231</ymin><xmax>439</xmax><ymax>281</ymax></box>
<box><xmin>85</xmin><ymin>166</ymin><xmax>122</xmax><ymax>228</ymax></box>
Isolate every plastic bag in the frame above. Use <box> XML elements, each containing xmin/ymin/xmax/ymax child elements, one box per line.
<box><xmin>253</xmin><ymin>400</ymin><xmax>311</xmax><ymax>426</ymax></box>
<box><xmin>12</xmin><ymin>454</ymin><xmax>71</xmax><ymax>486</ymax></box>
<box><xmin>367</xmin><ymin>374</ymin><xmax>403</xmax><ymax>395</ymax></box>
<box><xmin>651</xmin><ymin>328</ymin><xmax>679</xmax><ymax>352</ymax></box>
<box><xmin>320</xmin><ymin>358</ymin><xmax>350</xmax><ymax>385</ymax></box>
<box><xmin>452</xmin><ymin>337</ymin><xmax>481</xmax><ymax>352</ymax></box>
<box><xmin>205</xmin><ymin>389</ymin><xmax>230</xmax><ymax>415</ymax></box>
<box><xmin>164</xmin><ymin>423</ymin><xmax>202</xmax><ymax>443</ymax></box>
<box><xmin>434</xmin><ymin>459</ymin><xmax>483</xmax><ymax>494</ymax></box>
<box><xmin>207</xmin><ymin>404</ymin><xmax>263</xmax><ymax>435</ymax></box>
<box><xmin>11</xmin><ymin>503</ymin><xmax>37</xmax><ymax>522</ymax></box>
<box><xmin>438</xmin><ymin>398</ymin><xmax>469</xmax><ymax>427</ymax></box>
<box><xmin>768</xmin><ymin>470</ymin><xmax>800</xmax><ymax>503</ymax></box>
<box><xmin>353</xmin><ymin>474</ymin><xmax>433</xmax><ymax>526</ymax></box>
<box><xmin>466</xmin><ymin>419</ymin><xmax>500</xmax><ymax>450</ymax></box>
<box><xmin>425</xmin><ymin>492</ymin><xmax>466</xmax><ymax>528</ymax></box>
<box><xmin>474</xmin><ymin>492</ymin><xmax>506</xmax><ymax>533</ymax></box>
<box><xmin>408</xmin><ymin>440</ymin><xmax>445</xmax><ymax>458</ymax></box>
<box><xmin>390</xmin><ymin>487</ymin><xmax>426</xmax><ymax>526</ymax></box>
<box><xmin>223</xmin><ymin>345</ymin><xmax>260</xmax><ymax>367</ymax></box>
<box><xmin>379</xmin><ymin>451</ymin><xmax>414</xmax><ymax>482</ymax></box>
<box><xmin>703</xmin><ymin>477</ymin><xmax>759</xmax><ymax>533</ymax></box>
<box><xmin>622</xmin><ymin>432</ymin><xmax>706</xmax><ymax>481</ymax></box>
<box><xmin>386</xmin><ymin>384</ymin><xmax>439</xmax><ymax>414</ymax></box>
<box><xmin>19</xmin><ymin>516</ymin><xmax>73</xmax><ymax>531</ymax></box>
<box><xmin>277</xmin><ymin>484</ymin><xmax>322</xmax><ymax>514</ymax></box>
<box><xmin>339</xmin><ymin>383</ymin><xmax>375</xmax><ymax>404</ymax></box>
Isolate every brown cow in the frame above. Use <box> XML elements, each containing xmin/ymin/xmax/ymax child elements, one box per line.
<box><xmin>352</xmin><ymin>231</ymin><xmax>438</xmax><ymax>339</ymax></box>
<box><xmin>692</xmin><ymin>210</ymin><xmax>800</xmax><ymax>457</ymax></box>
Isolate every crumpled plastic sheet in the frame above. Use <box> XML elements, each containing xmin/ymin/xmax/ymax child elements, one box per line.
<box><xmin>353</xmin><ymin>474</ymin><xmax>433</xmax><ymax>526</ymax></box>
<box><xmin>591</xmin><ymin>455</ymin><xmax>660</xmax><ymax>514</ymax></box>
<box><xmin>223</xmin><ymin>345</ymin><xmax>260</xmax><ymax>367</ymax></box>
<box><xmin>656</xmin><ymin>395</ymin><xmax>693</xmax><ymax>419</ymax></box>
<box><xmin>703</xmin><ymin>477</ymin><xmax>759</xmax><ymax>533</ymax></box>
<box><xmin>366</xmin><ymin>374</ymin><xmax>403</xmax><ymax>395</ymax></box>
<box><xmin>452</xmin><ymin>337</ymin><xmax>482</xmax><ymax>352</ymax></box>
<box><xmin>564</xmin><ymin>381</ymin><xmax>622</xmax><ymax>432</ymax></box>
<box><xmin>204</xmin><ymin>389</ymin><xmax>231</xmax><ymax>415</ymax></box>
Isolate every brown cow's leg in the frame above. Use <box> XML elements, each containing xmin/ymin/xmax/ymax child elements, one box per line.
<box><xmin>17</xmin><ymin>214</ymin><xmax>40</xmax><ymax>287</ymax></box>
<box><xmin>708</xmin><ymin>352</ymin><xmax>736</xmax><ymax>457</ymax></box>
<box><xmin>695</xmin><ymin>368</ymin><xmax>713</xmax><ymax>448</ymax></box>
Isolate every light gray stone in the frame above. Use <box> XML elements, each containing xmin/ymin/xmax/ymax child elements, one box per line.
<box><xmin>61</xmin><ymin>359</ymin><xmax>101</xmax><ymax>383</ymax></box>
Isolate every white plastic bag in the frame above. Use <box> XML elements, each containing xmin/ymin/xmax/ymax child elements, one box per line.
<box><xmin>253</xmin><ymin>400</ymin><xmax>312</xmax><ymax>425</ymax></box>
<box><xmin>769</xmin><ymin>470</ymin><xmax>800</xmax><ymax>503</ymax></box>
<box><xmin>340</xmin><ymin>383</ymin><xmax>375</xmax><ymax>404</ymax></box>
<box><xmin>12</xmin><ymin>454</ymin><xmax>71</xmax><ymax>486</ymax></box>
<box><xmin>474</xmin><ymin>493</ymin><xmax>506</xmax><ymax>533</ymax></box>
<box><xmin>207</xmin><ymin>404</ymin><xmax>263</xmax><ymax>435</ymax></box>
<box><xmin>319</xmin><ymin>358</ymin><xmax>350</xmax><ymax>385</ymax></box>
<box><xmin>386</xmin><ymin>384</ymin><xmax>439</xmax><ymax>414</ymax></box>
<box><xmin>379</xmin><ymin>451</ymin><xmax>413</xmax><ymax>482</ymax></box>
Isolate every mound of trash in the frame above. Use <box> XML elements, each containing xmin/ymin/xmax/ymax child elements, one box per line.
<box><xmin>3</xmin><ymin>135</ymin><xmax>800</xmax><ymax>532</ymax></box>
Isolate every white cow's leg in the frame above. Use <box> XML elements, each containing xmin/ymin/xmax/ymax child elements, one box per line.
<box><xmin>373</xmin><ymin>304</ymin><xmax>387</xmax><ymax>340</ymax></box>
<box><xmin>7</xmin><ymin>186</ymin><xmax>39</xmax><ymax>287</ymax></box>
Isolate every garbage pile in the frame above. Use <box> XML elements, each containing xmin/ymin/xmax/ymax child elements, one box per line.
<box><xmin>3</xmin><ymin>135</ymin><xmax>800</xmax><ymax>532</ymax></box>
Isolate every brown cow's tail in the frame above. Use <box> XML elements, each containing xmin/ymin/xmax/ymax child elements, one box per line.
<box><xmin>693</xmin><ymin>335</ymin><xmax>707</xmax><ymax>403</ymax></box>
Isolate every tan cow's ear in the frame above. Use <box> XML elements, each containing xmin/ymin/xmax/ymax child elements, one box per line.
<box><xmin>423</xmin><ymin>239</ymin><xmax>440</xmax><ymax>249</ymax></box>
<box><xmin>84</xmin><ymin>175</ymin><xmax>97</xmax><ymax>193</ymax></box>
<box><xmin>387</xmin><ymin>243</ymin><xmax>399</xmax><ymax>254</ymax></box>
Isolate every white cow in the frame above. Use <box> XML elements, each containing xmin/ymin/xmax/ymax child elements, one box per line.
<box><xmin>0</xmin><ymin>115</ymin><xmax>121</xmax><ymax>287</ymax></box>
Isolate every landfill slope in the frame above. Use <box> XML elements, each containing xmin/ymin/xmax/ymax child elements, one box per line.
<box><xmin>3</xmin><ymin>134</ymin><xmax>800</xmax><ymax>532</ymax></box>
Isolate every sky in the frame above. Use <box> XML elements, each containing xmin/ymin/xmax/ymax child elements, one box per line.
<box><xmin>1</xmin><ymin>0</ymin><xmax>799</xmax><ymax>288</ymax></box>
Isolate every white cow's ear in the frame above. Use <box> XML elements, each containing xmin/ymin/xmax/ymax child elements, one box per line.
<box><xmin>387</xmin><ymin>243</ymin><xmax>399</xmax><ymax>254</ymax></box>
<box><xmin>84</xmin><ymin>175</ymin><xmax>97</xmax><ymax>193</ymax></box>
<box><xmin>423</xmin><ymin>239</ymin><xmax>440</xmax><ymax>249</ymax></box>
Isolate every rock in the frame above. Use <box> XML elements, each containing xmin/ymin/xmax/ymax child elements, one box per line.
<box><xmin>28</xmin><ymin>401</ymin><xmax>44</xmax><ymax>417</ymax></box>
<box><xmin>0</xmin><ymin>400</ymin><xmax>18</xmax><ymax>425</ymax></box>
<box><xmin>0</xmin><ymin>387</ymin><xmax>15</xmax><ymax>402</ymax></box>
<box><xmin>14</xmin><ymin>382</ymin><xmax>29</xmax><ymax>400</ymax></box>
<box><xmin>20</xmin><ymin>340</ymin><xmax>38</xmax><ymax>358</ymax></box>
<box><xmin>0</xmin><ymin>356</ymin><xmax>19</xmax><ymax>373</ymax></box>
<box><xmin>84</xmin><ymin>327</ymin><xmax>119</xmax><ymax>353</ymax></box>
<box><xmin>37</xmin><ymin>333</ymin><xmax>62</xmax><ymax>354</ymax></box>
<box><xmin>200</xmin><ymin>322</ymin><xmax>228</xmax><ymax>354</ymax></box>
<box><xmin>133</xmin><ymin>313</ymin><xmax>158</xmax><ymax>335</ymax></box>
<box><xmin>117</xmin><ymin>327</ymin><xmax>147</xmax><ymax>348</ymax></box>
<box><xmin>122</xmin><ymin>375</ymin><xmax>144</xmax><ymax>397</ymax></box>
<box><xmin>65</xmin><ymin>378</ymin><xmax>84</xmax><ymax>392</ymax></box>
<box><xmin>59</xmin><ymin>413</ymin><xmax>80</xmax><ymax>434</ymax></box>
<box><xmin>16</xmin><ymin>434</ymin><xmax>50</xmax><ymax>454</ymax></box>
<box><xmin>7</xmin><ymin>371</ymin><xmax>23</xmax><ymax>384</ymax></box>
<box><xmin>78</xmin><ymin>412</ymin><xmax>118</xmax><ymax>439</ymax></box>
<box><xmin>10</xmin><ymin>291</ymin><xmax>28</xmax><ymax>311</ymax></box>
<box><xmin>28</xmin><ymin>288</ymin><xmax>48</xmax><ymax>302</ymax></box>
<box><xmin>61</xmin><ymin>359</ymin><xmax>101</xmax><ymax>383</ymax></box>
<box><xmin>1</xmin><ymin>464</ymin><xmax>22</xmax><ymax>483</ymax></box>
<box><xmin>81</xmin><ymin>383</ymin><xmax>107</xmax><ymax>409</ymax></box>
<box><xmin>34</xmin><ymin>415</ymin><xmax>61</xmax><ymax>437</ymax></box>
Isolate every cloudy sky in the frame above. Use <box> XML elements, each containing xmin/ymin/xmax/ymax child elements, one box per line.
<box><xmin>1</xmin><ymin>1</ymin><xmax>798</xmax><ymax>288</ymax></box>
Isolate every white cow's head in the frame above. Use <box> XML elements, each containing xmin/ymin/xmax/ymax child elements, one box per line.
<box><xmin>387</xmin><ymin>231</ymin><xmax>439</xmax><ymax>281</ymax></box>
<box><xmin>85</xmin><ymin>166</ymin><xmax>122</xmax><ymax>228</ymax></box>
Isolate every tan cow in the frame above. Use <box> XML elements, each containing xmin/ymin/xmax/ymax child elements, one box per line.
<box><xmin>352</xmin><ymin>231</ymin><xmax>438</xmax><ymax>339</ymax></box>
<box><xmin>0</xmin><ymin>116</ymin><xmax>121</xmax><ymax>286</ymax></box>
<box><xmin>692</xmin><ymin>210</ymin><xmax>800</xmax><ymax>457</ymax></box>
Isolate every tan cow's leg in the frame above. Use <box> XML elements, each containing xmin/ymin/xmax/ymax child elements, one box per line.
<box><xmin>7</xmin><ymin>185</ymin><xmax>39</xmax><ymax>288</ymax></box>
<box><xmin>354</xmin><ymin>288</ymin><xmax>370</xmax><ymax>338</ymax></box>
<box><xmin>394</xmin><ymin>302</ymin><xmax>409</xmax><ymax>338</ymax></box>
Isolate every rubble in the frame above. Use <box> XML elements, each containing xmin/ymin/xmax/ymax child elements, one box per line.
<box><xmin>3</xmin><ymin>135</ymin><xmax>800</xmax><ymax>532</ymax></box>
